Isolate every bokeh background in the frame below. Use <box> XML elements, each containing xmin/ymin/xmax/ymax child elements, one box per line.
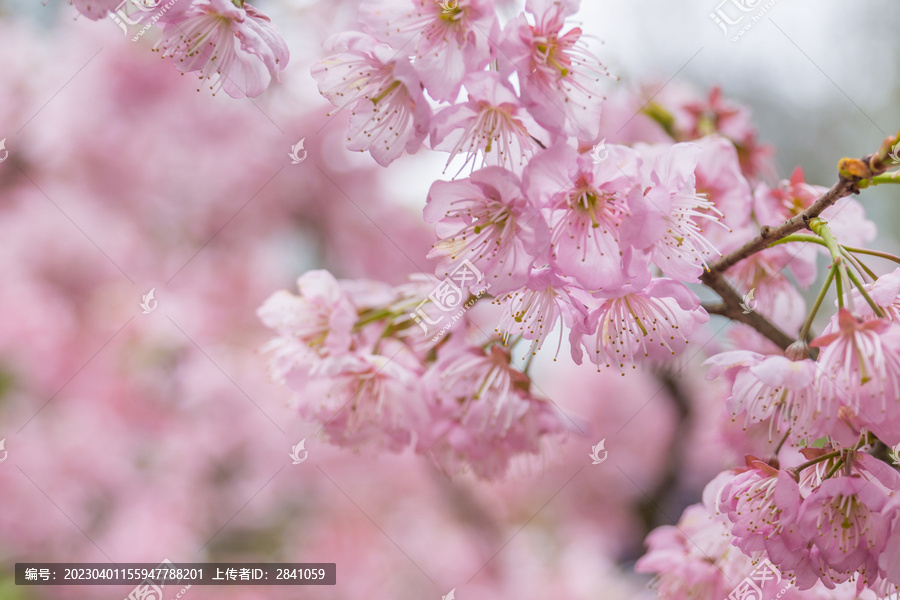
<box><xmin>0</xmin><ymin>0</ymin><xmax>898</xmax><ymax>598</ymax></box>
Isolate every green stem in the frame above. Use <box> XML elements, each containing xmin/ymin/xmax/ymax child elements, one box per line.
<box><xmin>354</xmin><ymin>308</ymin><xmax>397</xmax><ymax>331</ymax></box>
<box><xmin>774</xmin><ymin>429</ymin><xmax>791</xmax><ymax>455</ymax></box>
<box><xmin>835</xmin><ymin>264</ymin><xmax>845</xmax><ymax>309</ymax></box>
<box><xmin>798</xmin><ymin>265</ymin><xmax>835</xmax><ymax>341</ymax></box>
<box><xmin>844</xmin><ymin>266</ymin><xmax>885</xmax><ymax>318</ymax></box>
<box><xmin>870</xmin><ymin>173</ymin><xmax>900</xmax><ymax>185</ymax></box>
<box><xmin>768</xmin><ymin>232</ymin><xmax>828</xmax><ymax>248</ymax></box>
<box><xmin>809</xmin><ymin>218</ymin><xmax>851</xmax><ymax>310</ymax></box>
<box><xmin>792</xmin><ymin>449</ymin><xmax>842</xmax><ymax>473</ymax></box>
<box><xmin>845</xmin><ymin>245</ymin><xmax>900</xmax><ymax>266</ymax></box>
<box><xmin>641</xmin><ymin>101</ymin><xmax>679</xmax><ymax>140</ymax></box>
<box><xmin>842</xmin><ymin>248</ymin><xmax>877</xmax><ymax>281</ymax></box>
<box><xmin>774</xmin><ymin>231</ymin><xmax>876</xmax><ymax>287</ymax></box>
<box><xmin>824</xmin><ymin>457</ymin><xmax>845</xmax><ymax>480</ymax></box>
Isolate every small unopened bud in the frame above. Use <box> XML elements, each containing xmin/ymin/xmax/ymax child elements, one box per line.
<box><xmin>838</xmin><ymin>157</ymin><xmax>872</xmax><ymax>180</ymax></box>
<box><xmin>785</xmin><ymin>340</ymin><xmax>809</xmax><ymax>361</ymax></box>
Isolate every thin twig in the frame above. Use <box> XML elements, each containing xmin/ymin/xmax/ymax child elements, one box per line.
<box><xmin>698</xmin><ymin>132</ymin><xmax>900</xmax><ymax>350</ymax></box>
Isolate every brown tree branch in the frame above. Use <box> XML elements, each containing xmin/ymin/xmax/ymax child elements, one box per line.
<box><xmin>701</xmin><ymin>276</ymin><xmax>796</xmax><ymax>350</ymax></box>
<box><xmin>699</xmin><ymin>131</ymin><xmax>900</xmax><ymax>351</ymax></box>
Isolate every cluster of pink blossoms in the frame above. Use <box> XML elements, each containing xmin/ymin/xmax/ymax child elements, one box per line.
<box><xmin>72</xmin><ymin>0</ymin><xmax>288</xmax><ymax>98</ymax></box>
<box><xmin>640</xmin><ymin>450</ymin><xmax>900</xmax><ymax>597</ymax></box>
<box><xmin>258</xmin><ymin>270</ymin><xmax>574</xmax><ymax>478</ymax></box>
<box><xmin>255</xmin><ymin>0</ymin><xmax>900</xmax><ymax>595</ymax></box>
<box><xmin>635</xmin><ymin>467</ymin><xmax>894</xmax><ymax>600</ymax></box>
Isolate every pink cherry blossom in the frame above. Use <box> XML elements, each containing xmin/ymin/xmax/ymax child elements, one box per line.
<box><xmin>311</xmin><ymin>32</ymin><xmax>432</xmax><ymax>166</ymax></box>
<box><xmin>522</xmin><ymin>143</ymin><xmax>638</xmax><ymax>291</ymax></box>
<box><xmin>636</xmin><ymin>472</ymin><xmax>757</xmax><ymax>600</ymax></box>
<box><xmin>669</xmin><ymin>85</ymin><xmax>775</xmax><ymax>179</ymax></box>
<box><xmin>299</xmin><ymin>346</ymin><xmax>430</xmax><ymax>452</ymax></box>
<box><xmin>418</xmin><ymin>343</ymin><xmax>572</xmax><ymax>478</ymax></box>
<box><xmin>855</xmin><ymin>267</ymin><xmax>900</xmax><ymax>323</ymax></box>
<box><xmin>257</xmin><ymin>270</ymin><xmax>358</xmax><ymax>382</ymax></box>
<box><xmin>796</xmin><ymin>476</ymin><xmax>890</xmax><ymax>586</ymax></box>
<box><xmin>725</xmin><ymin>245</ymin><xmax>814</xmax><ymax>335</ymax></box>
<box><xmin>620</xmin><ymin>142</ymin><xmax>724</xmax><ymax>282</ymax></box>
<box><xmin>570</xmin><ymin>276</ymin><xmax>709</xmax><ymax>371</ymax></box>
<box><xmin>705</xmin><ymin>351</ymin><xmax>828</xmax><ymax>443</ymax></box>
<box><xmin>358</xmin><ymin>0</ymin><xmax>499</xmax><ymax>101</ymax></box>
<box><xmin>153</xmin><ymin>0</ymin><xmax>289</xmax><ymax>98</ymax></box>
<box><xmin>425</xmin><ymin>343</ymin><xmax>531</xmax><ymax>431</ymax></box>
<box><xmin>72</xmin><ymin>0</ymin><xmax>129</xmax><ymax>20</ymax></box>
<box><xmin>500</xmin><ymin>0</ymin><xmax>610</xmax><ymax>140</ymax></box>
<box><xmin>717</xmin><ymin>463</ymin><xmax>803</xmax><ymax>557</ymax></box>
<box><xmin>878</xmin><ymin>495</ymin><xmax>900</xmax><ymax>587</ymax></box>
<box><xmin>810</xmin><ymin>309</ymin><xmax>900</xmax><ymax>445</ymax></box>
<box><xmin>636</xmin><ymin>505</ymin><xmax>735</xmax><ymax>600</ymax></box>
<box><xmin>424</xmin><ymin>166</ymin><xmax>549</xmax><ymax>294</ymax></box>
<box><xmin>494</xmin><ymin>266</ymin><xmax>588</xmax><ymax>356</ymax></box>
<box><xmin>680</xmin><ymin>86</ymin><xmax>755</xmax><ymax>142</ymax></box>
<box><xmin>693</xmin><ymin>134</ymin><xmax>755</xmax><ymax>253</ymax></box>
<box><xmin>429</xmin><ymin>71</ymin><xmax>550</xmax><ymax>175</ymax></box>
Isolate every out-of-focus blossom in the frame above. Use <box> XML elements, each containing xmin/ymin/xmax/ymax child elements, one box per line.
<box><xmin>153</xmin><ymin>0</ymin><xmax>289</xmax><ymax>98</ymax></box>
<box><xmin>257</xmin><ymin>270</ymin><xmax>358</xmax><ymax>382</ymax></box>
<box><xmin>725</xmin><ymin>245</ymin><xmax>813</xmax><ymax>335</ymax></box>
<box><xmin>418</xmin><ymin>342</ymin><xmax>573</xmax><ymax>478</ymax></box>
<box><xmin>693</xmin><ymin>134</ymin><xmax>755</xmax><ymax>252</ymax></box>
<box><xmin>298</xmin><ymin>346</ymin><xmax>430</xmax><ymax>451</ymax></box>
<box><xmin>72</xmin><ymin>0</ymin><xmax>126</xmax><ymax>20</ymax></box>
<box><xmin>667</xmin><ymin>85</ymin><xmax>776</xmax><ymax>180</ymax></box>
<box><xmin>853</xmin><ymin>267</ymin><xmax>900</xmax><ymax>322</ymax></box>
<box><xmin>754</xmin><ymin>167</ymin><xmax>876</xmax><ymax>248</ymax></box>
